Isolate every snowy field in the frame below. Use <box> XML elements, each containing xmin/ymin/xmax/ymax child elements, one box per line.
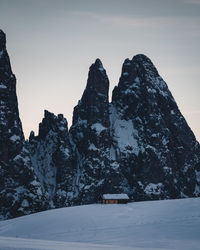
<box><xmin>0</xmin><ymin>198</ymin><xmax>200</xmax><ymax>250</ymax></box>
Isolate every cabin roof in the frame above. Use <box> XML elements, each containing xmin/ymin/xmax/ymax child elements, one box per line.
<box><xmin>102</xmin><ymin>194</ymin><xmax>129</xmax><ymax>200</ymax></box>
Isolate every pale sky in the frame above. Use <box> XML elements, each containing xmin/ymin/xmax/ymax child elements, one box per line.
<box><xmin>0</xmin><ymin>0</ymin><xmax>200</xmax><ymax>141</ymax></box>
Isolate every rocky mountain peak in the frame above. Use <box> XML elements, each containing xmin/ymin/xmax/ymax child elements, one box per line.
<box><xmin>0</xmin><ymin>30</ymin><xmax>45</xmax><ymax>219</ymax></box>
<box><xmin>28</xmin><ymin>110</ymin><xmax>74</xmax><ymax>208</ymax></box>
<box><xmin>37</xmin><ymin>110</ymin><xmax>68</xmax><ymax>140</ymax></box>
<box><xmin>132</xmin><ymin>54</ymin><xmax>159</xmax><ymax>79</ymax></box>
<box><xmin>0</xmin><ymin>30</ymin><xmax>23</xmax><ymax>163</ymax></box>
<box><xmin>110</xmin><ymin>54</ymin><xmax>200</xmax><ymax>200</ymax></box>
<box><xmin>132</xmin><ymin>53</ymin><xmax>154</xmax><ymax>65</ymax></box>
<box><xmin>94</xmin><ymin>58</ymin><xmax>103</xmax><ymax>67</ymax></box>
<box><xmin>93</xmin><ymin>58</ymin><xmax>107</xmax><ymax>75</ymax></box>
<box><xmin>72</xmin><ymin>59</ymin><xmax>109</xmax><ymax>126</ymax></box>
<box><xmin>0</xmin><ymin>30</ymin><xmax>13</xmax><ymax>78</ymax></box>
<box><xmin>1</xmin><ymin>30</ymin><xmax>200</xmax><ymax>220</ymax></box>
<box><xmin>0</xmin><ymin>30</ymin><xmax>6</xmax><ymax>50</ymax></box>
<box><xmin>92</xmin><ymin>58</ymin><xmax>108</xmax><ymax>79</ymax></box>
<box><xmin>112</xmin><ymin>54</ymin><xmax>170</xmax><ymax>116</ymax></box>
<box><xmin>81</xmin><ymin>58</ymin><xmax>109</xmax><ymax>102</ymax></box>
<box><xmin>69</xmin><ymin>59</ymin><xmax>112</xmax><ymax>203</ymax></box>
<box><xmin>118</xmin><ymin>54</ymin><xmax>159</xmax><ymax>86</ymax></box>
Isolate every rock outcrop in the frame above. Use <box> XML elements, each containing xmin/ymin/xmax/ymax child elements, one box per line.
<box><xmin>110</xmin><ymin>54</ymin><xmax>200</xmax><ymax>200</ymax></box>
<box><xmin>69</xmin><ymin>54</ymin><xmax>200</xmax><ymax>202</ymax></box>
<box><xmin>29</xmin><ymin>110</ymin><xmax>75</xmax><ymax>208</ymax></box>
<box><xmin>1</xmin><ymin>29</ymin><xmax>200</xmax><ymax>220</ymax></box>
<box><xmin>0</xmin><ymin>30</ymin><xmax>44</xmax><ymax>219</ymax></box>
<box><xmin>69</xmin><ymin>59</ymin><xmax>116</xmax><ymax>204</ymax></box>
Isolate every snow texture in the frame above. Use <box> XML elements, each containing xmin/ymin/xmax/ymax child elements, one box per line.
<box><xmin>9</xmin><ymin>135</ymin><xmax>20</xmax><ymax>142</ymax></box>
<box><xmin>111</xmin><ymin>116</ymin><xmax>139</xmax><ymax>155</ymax></box>
<box><xmin>102</xmin><ymin>194</ymin><xmax>129</xmax><ymax>199</ymax></box>
<box><xmin>91</xmin><ymin>123</ymin><xmax>106</xmax><ymax>135</ymax></box>
<box><xmin>0</xmin><ymin>84</ymin><xmax>6</xmax><ymax>89</ymax></box>
<box><xmin>0</xmin><ymin>198</ymin><xmax>200</xmax><ymax>250</ymax></box>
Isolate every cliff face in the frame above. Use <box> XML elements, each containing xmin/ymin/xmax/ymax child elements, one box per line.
<box><xmin>0</xmin><ymin>30</ymin><xmax>44</xmax><ymax>219</ymax></box>
<box><xmin>29</xmin><ymin>110</ymin><xmax>75</xmax><ymax>208</ymax></box>
<box><xmin>0</xmin><ymin>30</ymin><xmax>24</xmax><ymax>163</ymax></box>
<box><xmin>110</xmin><ymin>54</ymin><xmax>200</xmax><ymax>200</ymax></box>
<box><xmin>69</xmin><ymin>54</ymin><xmax>200</xmax><ymax>203</ymax></box>
<box><xmin>69</xmin><ymin>59</ymin><xmax>114</xmax><ymax>204</ymax></box>
<box><xmin>0</xmin><ymin>29</ymin><xmax>200</xmax><ymax>220</ymax></box>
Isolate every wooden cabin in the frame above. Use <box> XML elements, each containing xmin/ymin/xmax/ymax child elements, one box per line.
<box><xmin>101</xmin><ymin>194</ymin><xmax>129</xmax><ymax>204</ymax></box>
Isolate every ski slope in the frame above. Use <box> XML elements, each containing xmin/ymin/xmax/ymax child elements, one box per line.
<box><xmin>0</xmin><ymin>198</ymin><xmax>200</xmax><ymax>250</ymax></box>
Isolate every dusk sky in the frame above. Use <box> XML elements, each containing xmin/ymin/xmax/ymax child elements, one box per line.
<box><xmin>0</xmin><ymin>0</ymin><xmax>200</xmax><ymax>141</ymax></box>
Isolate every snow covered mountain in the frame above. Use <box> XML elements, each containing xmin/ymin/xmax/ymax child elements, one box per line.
<box><xmin>0</xmin><ymin>30</ymin><xmax>45</xmax><ymax>219</ymax></box>
<box><xmin>66</xmin><ymin>55</ymin><xmax>200</xmax><ymax>203</ymax></box>
<box><xmin>28</xmin><ymin>110</ymin><xmax>75</xmax><ymax>208</ymax></box>
<box><xmin>0</xmin><ymin>30</ymin><xmax>200</xmax><ymax>220</ymax></box>
<box><xmin>69</xmin><ymin>59</ymin><xmax>122</xmax><ymax>204</ymax></box>
<box><xmin>110</xmin><ymin>54</ymin><xmax>200</xmax><ymax>200</ymax></box>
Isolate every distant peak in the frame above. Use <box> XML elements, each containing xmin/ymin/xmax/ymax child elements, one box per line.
<box><xmin>121</xmin><ymin>55</ymin><xmax>155</xmax><ymax>70</ymax></box>
<box><xmin>132</xmin><ymin>54</ymin><xmax>152</xmax><ymax>64</ymax></box>
<box><xmin>44</xmin><ymin>110</ymin><xmax>55</xmax><ymax>119</ymax></box>
<box><xmin>43</xmin><ymin>110</ymin><xmax>66</xmax><ymax>123</ymax></box>
<box><xmin>77</xmin><ymin>58</ymin><xmax>109</xmax><ymax>108</ymax></box>
<box><xmin>121</xmin><ymin>58</ymin><xmax>132</xmax><ymax>69</ymax></box>
<box><xmin>123</xmin><ymin>58</ymin><xmax>131</xmax><ymax>64</ymax></box>
<box><xmin>88</xmin><ymin>58</ymin><xmax>109</xmax><ymax>83</ymax></box>
<box><xmin>95</xmin><ymin>58</ymin><xmax>102</xmax><ymax>65</ymax></box>
<box><xmin>29</xmin><ymin>130</ymin><xmax>35</xmax><ymax>141</ymax></box>
<box><xmin>93</xmin><ymin>58</ymin><xmax>105</xmax><ymax>72</ymax></box>
<box><xmin>0</xmin><ymin>30</ymin><xmax>6</xmax><ymax>50</ymax></box>
<box><xmin>132</xmin><ymin>54</ymin><xmax>158</xmax><ymax>76</ymax></box>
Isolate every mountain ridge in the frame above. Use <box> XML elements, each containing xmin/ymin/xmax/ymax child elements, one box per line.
<box><xmin>0</xmin><ymin>30</ymin><xmax>200</xmax><ymax>219</ymax></box>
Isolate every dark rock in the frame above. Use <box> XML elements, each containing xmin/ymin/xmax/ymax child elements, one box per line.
<box><xmin>69</xmin><ymin>59</ymin><xmax>120</xmax><ymax>204</ymax></box>
<box><xmin>111</xmin><ymin>54</ymin><xmax>200</xmax><ymax>200</ymax></box>
<box><xmin>29</xmin><ymin>110</ymin><xmax>75</xmax><ymax>208</ymax></box>
<box><xmin>1</xmin><ymin>29</ymin><xmax>199</xmax><ymax>219</ymax></box>
<box><xmin>0</xmin><ymin>30</ymin><xmax>45</xmax><ymax>219</ymax></box>
<box><xmin>0</xmin><ymin>30</ymin><xmax>23</xmax><ymax>163</ymax></box>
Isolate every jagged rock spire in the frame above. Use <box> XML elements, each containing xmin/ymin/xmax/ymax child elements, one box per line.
<box><xmin>29</xmin><ymin>110</ymin><xmax>75</xmax><ymax>208</ymax></box>
<box><xmin>81</xmin><ymin>58</ymin><xmax>109</xmax><ymax>102</ymax></box>
<box><xmin>111</xmin><ymin>54</ymin><xmax>200</xmax><ymax>200</ymax></box>
<box><xmin>38</xmin><ymin>110</ymin><xmax>68</xmax><ymax>140</ymax></box>
<box><xmin>0</xmin><ymin>30</ymin><xmax>45</xmax><ymax>220</ymax></box>
<box><xmin>132</xmin><ymin>54</ymin><xmax>159</xmax><ymax>76</ymax></box>
<box><xmin>0</xmin><ymin>30</ymin><xmax>6</xmax><ymax>50</ymax></box>
<box><xmin>0</xmin><ymin>30</ymin><xmax>24</xmax><ymax>163</ymax></box>
<box><xmin>0</xmin><ymin>30</ymin><xmax>13</xmax><ymax>79</ymax></box>
<box><xmin>70</xmin><ymin>59</ymin><xmax>112</xmax><ymax>204</ymax></box>
<box><xmin>73</xmin><ymin>58</ymin><xmax>109</xmax><ymax>126</ymax></box>
<box><xmin>1</xmin><ymin>36</ymin><xmax>200</xmax><ymax>220</ymax></box>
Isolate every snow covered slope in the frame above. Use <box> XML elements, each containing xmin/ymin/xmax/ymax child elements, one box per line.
<box><xmin>0</xmin><ymin>198</ymin><xmax>200</xmax><ymax>250</ymax></box>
